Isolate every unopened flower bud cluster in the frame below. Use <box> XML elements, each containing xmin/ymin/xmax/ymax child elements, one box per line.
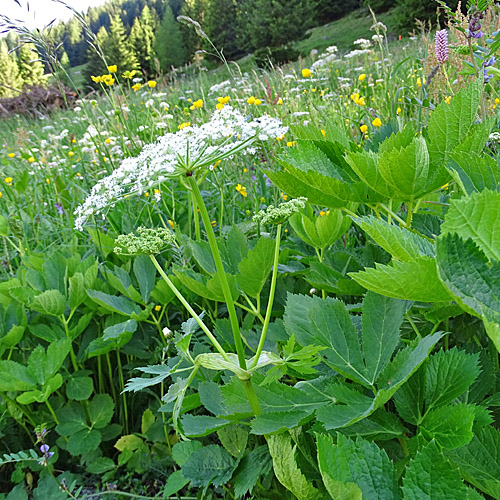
<box><xmin>114</xmin><ymin>227</ymin><xmax>175</xmax><ymax>255</ymax></box>
<box><xmin>253</xmin><ymin>197</ymin><xmax>307</xmax><ymax>225</ymax></box>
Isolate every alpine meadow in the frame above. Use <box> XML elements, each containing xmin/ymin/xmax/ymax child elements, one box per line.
<box><xmin>1</xmin><ymin>0</ymin><xmax>500</xmax><ymax>498</ymax></box>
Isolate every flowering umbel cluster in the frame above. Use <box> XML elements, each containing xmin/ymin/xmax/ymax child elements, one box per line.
<box><xmin>74</xmin><ymin>106</ymin><xmax>287</xmax><ymax>230</ymax></box>
<box><xmin>435</xmin><ymin>29</ymin><xmax>448</xmax><ymax>65</ymax></box>
<box><xmin>114</xmin><ymin>227</ymin><xmax>175</xmax><ymax>255</ymax></box>
<box><xmin>253</xmin><ymin>197</ymin><xmax>307</xmax><ymax>225</ymax></box>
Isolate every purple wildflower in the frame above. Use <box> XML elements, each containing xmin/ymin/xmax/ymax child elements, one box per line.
<box><xmin>435</xmin><ymin>30</ymin><xmax>448</xmax><ymax>64</ymax></box>
<box><xmin>38</xmin><ymin>444</ymin><xmax>54</xmax><ymax>466</ymax></box>
<box><xmin>467</xmin><ymin>17</ymin><xmax>483</xmax><ymax>39</ymax></box>
<box><xmin>483</xmin><ymin>56</ymin><xmax>496</xmax><ymax>83</ymax></box>
<box><xmin>55</xmin><ymin>203</ymin><xmax>63</xmax><ymax>215</ymax></box>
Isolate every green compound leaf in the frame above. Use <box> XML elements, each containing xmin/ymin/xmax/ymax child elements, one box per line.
<box><xmin>403</xmin><ymin>441</ymin><xmax>469</xmax><ymax>500</ymax></box>
<box><xmin>267</xmin><ymin>434</ymin><xmax>322</xmax><ymax>500</ymax></box>
<box><xmin>350</xmin><ymin>257</ymin><xmax>452</xmax><ymax>302</ymax></box>
<box><xmin>441</xmin><ymin>189</ymin><xmax>500</xmax><ymax>261</ymax></box>
<box><xmin>446</xmin><ymin>426</ymin><xmax>500</xmax><ymax>499</ymax></box>
<box><xmin>66</xmin><ymin>376</ymin><xmax>94</xmax><ymax>401</ymax></box>
<box><xmin>237</xmin><ymin>236</ymin><xmax>275</xmax><ymax>297</ymax></box>
<box><xmin>88</xmin><ymin>394</ymin><xmax>114</xmax><ymax>429</ymax></box>
<box><xmin>133</xmin><ymin>254</ymin><xmax>157</xmax><ymax>302</ymax></box>
<box><xmin>317</xmin><ymin>433</ymin><xmax>400</xmax><ymax>500</ymax></box>
<box><xmin>86</xmin><ymin>289</ymin><xmax>141</xmax><ymax>317</ymax></box>
<box><xmin>181</xmin><ymin>444</ymin><xmax>237</xmax><ymax>488</ymax></box>
<box><xmin>232</xmin><ymin>445</ymin><xmax>272</xmax><ymax>498</ymax></box>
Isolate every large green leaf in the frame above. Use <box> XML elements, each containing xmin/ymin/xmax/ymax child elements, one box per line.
<box><xmin>27</xmin><ymin>339</ymin><xmax>70</xmax><ymax>387</ymax></box>
<box><xmin>317</xmin><ymin>433</ymin><xmax>400</xmax><ymax>500</ymax></box>
<box><xmin>353</xmin><ymin>216</ymin><xmax>434</xmax><ymax>262</ymax></box>
<box><xmin>267</xmin><ymin>434</ymin><xmax>322</xmax><ymax>500</ymax></box>
<box><xmin>441</xmin><ymin>189</ymin><xmax>500</xmax><ymax>261</ymax></box>
<box><xmin>86</xmin><ymin>290</ymin><xmax>141</xmax><ymax>316</ymax></box>
<box><xmin>232</xmin><ymin>445</ymin><xmax>272</xmax><ymax>498</ymax></box>
<box><xmin>447</xmin><ymin>426</ymin><xmax>500</xmax><ymax>499</ymax></box>
<box><xmin>403</xmin><ymin>441</ymin><xmax>469</xmax><ymax>500</ymax></box>
<box><xmin>133</xmin><ymin>255</ymin><xmax>156</xmax><ymax>303</ymax></box>
<box><xmin>351</xmin><ymin>257</ymin><xmax>452</xmax><ymax>302</ymax></box>
<box><xmin>345</xmin><ymin>149</ymin><xmax>392</xmax><ymax>198</ymax></box>
<box><xmin>447</xmin><ymin>152</ymin><xmax>500</xmax><ymax>195</ymax></box>
<box><xmin>236</xmin><ymin>236</ymin><xmax>275</xmax><ymax>297</ymax></box>
<box><xmin>420</xmin><ymin>404</ymin><xmax>475</xmax><ymax>449</ymax></box>
<box><xmin>424</xmin><ymin>348</ymin><xmax>480</xmax><ymax>410</ymax></box>
<box><xmin>31</xmin><ymin>290</ymin><xmax>66</xmax><ymax>317</ymax></box>
<box><xmin>181</xmin><ymin>444</ymin><xmax>236</xmax><ymax>488</ymax></box>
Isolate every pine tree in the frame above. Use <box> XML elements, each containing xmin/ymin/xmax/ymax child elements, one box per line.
<box><xmin>179</xmin><ymin>0</ymin><xmax>206</xmax><ymax>61</ymax></box>
<box><xmin>104</xmin><ymin>13</ymin><xmax>139</xmax><ymax>73</ymax></box>
<box><xmin>17</xmin><ymin>43</ymin><xmax>45</xmax><ymax>87</ymax></box>
<box><xmin>0</xmin><ymin>39</ymin><xmax>22</xmax><ymax>97</ymax></box>
<box><xmin>154</xmin><ymin>5</ymin><xmax>187</xmax><ymax>71</ymax></box>
<box><xmin>83</xmin><ymin>26</ymin><xmax>110</xmax><ymax>88</ymax></box>
<box><xmin>130</xmin><ymin>5</ymin><xmax>157</xmax><ymax>76</ymax></box>
<box><xmin>204</xmin><ymin>0</ymin><xmax>242</xmax><ymax>60</ymax></box>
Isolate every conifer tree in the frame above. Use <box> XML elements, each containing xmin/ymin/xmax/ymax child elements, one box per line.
<box><xmin>154</xmin><ymin>5</ymin><xmax>187</xmax><ymax>71</ymax></box>
<box><xmin>105</xmin><ymin>13</ymin><xmax>139</xmax><ymax>73</ymax></box>
<box><xmin>130</xmin><ymin>5</ymin><xmax>157</xmax><ymax>76</ymax></box>
<box><xmin>204</xmin><ymin>0</ymin><xmax>241</xmax><ymax>60</ymax></box>
<box><xmin>179</xmin><ymin>0</ymin><xmax>206</xmax><ymax>61</ymax></box>
<box><xmin>83</xmin><ymin>26</ymin><xmax>110</xmax><ymax>87</ymax></box>
<box><xmin>17</xmin><ymin>43</ymin><xmax>45</xmax><ymax>87</ymax></box>
<box><xmin>0</xmin><ymin>39</ymin><xmax>22</xmax><ymax>97</ymax></box>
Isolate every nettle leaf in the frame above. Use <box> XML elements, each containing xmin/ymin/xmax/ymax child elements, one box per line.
<box><xmin>181</xmin><ymin>444</ymin><xmax>236</xmax><ymax>488</ymax></box>
<box><xmin>267</xmin><ymin>433</ymin><xmax>322</xmax><ymax>500</ymax></box>
<box><xmin>236</xmin><ymin>236</ymin><xmax>275</xmax><ymax>297</ymax></box>
<box><xmin>447</xmin><ymin>151</ymin><xmax>500</xmax><ymax>195</ymax></box>
<box><xmin>353</xmin><ymin>216</ymin><xmax>434</xmax><ymax>262</ymax></box>
<box><xmin>317</xmin><ymin>433</ymin><xmax>401</xmax><ymax>500</ymax></box>
<box><xmin>217</xmin><ymin>425</ymin><xmax>248</xmax><ymax>458</ymax></box>
<box><xmin>446</xmin><ymin>426</ymin><xmax>500</xmax><ymax>498</ymax></box>
<box><xmin>232</xmin><ymin>445</ymin><xmax>272</xmax><ymax>498</ymax></box>
<box><xmin>441</xmin><ymin>189</ymin><xmax>500</xmax><ymax>261</ymax></box>
<box><xmin>403</xmin><ymin>441</ymin><xmax>469</xmax><ymax>500</ymax></box>
<box><xmin>172</xmin><ymin>440</ymin><xmax>203</xmax><ymax>467</ymax></box>
<box><xmin>424</xmin><ymin>348</ymin><xmax>480</xmax><ymax>410</ymax></box>
<box><xmin>394</xmin><ymin>367</ymin><xmax>425</xmax><ymax>425</ymax></box>
<box><xmin>420</xmin><ymin>404</ymin><xmax>475</xmax><ymax>449</ymax></box>
<box><xmin>345</xmin><ymin>149</ymin><xmax>392</xmax><ymax>198</ymax></box>
<box><xmin>351</xmin><ymin>257</ymin><xmax>452</xmax><ymax>302</ymax></box>
<box><xmin>340</xmin><ymin>408</ymin><xmax>407</xmax><ymax>441</ymax></box>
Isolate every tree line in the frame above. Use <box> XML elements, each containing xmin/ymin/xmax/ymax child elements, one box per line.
<box><xmin>0</xmin><ymin>0</ymin><xmax>458</xmax><ymax>97</ymax></box>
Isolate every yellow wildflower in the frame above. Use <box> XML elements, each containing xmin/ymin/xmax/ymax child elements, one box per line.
<box><xmin>247</xmin><ymin>96</ymin><xmax>256</xmax><ymax>105</ymax></box>
<box><xmin>254</xmin><ymin>98</ymin><xmax>262</xmax><ymax>105</ymax></box>
<box><xmin>132</xmin><ymin>83</ymin><xmax>142</xmax><ymax>92</ymax></box>
<box><xmin>154</xmin><ymin>305</ymin><xmax>162</xmax><ymax>311</ymax></box>
<box><xmin>360</xmin><ymin>125</ymin><xmax>368</xmax><ymax>133</ymax></box>
<box><xmin>68</xmin><ymin>151</ymin><xmax>75</xmax><ymax>157</ymax></box>
<box><xmin>178</xmin><ymin>122</ymin><xmax>190</xmax><ymax>130</ymax></box>
<box><xmin>277</xmin><ymin>97</ymin><xmax>283</xmax><ymax>105</ymax></box>
<box><xmin>287</xmin><ymin>141</ymin><xmax>296</xmax><ymax>147</ymax></box>
<box><xmin>122</xmin><ymin>70</ymin><xmax>137</xmax><ymax>79</ymax></box>
<box><xmin>235</xmin><ymin>184</ymin><xmax>247</xmax><ymax>197</ymax></box>
<box><xmin>148</xmin><ymin>80</ymin><xmax>157</xmax><ymax>88</ymax></box>
<box><xmin>445</xmin><ymin>96</ymin><xmax>452</xmax><ymax>104</ymax></box>
<box><xmin>28</xmin><ymin>156</ymin><xmax>35</xmax><ymax>163</ymax></box>
<box><xmin>321</xmin><ymin>129</ymin><xmax>326</xmax><ymax>137</ymax></box>
<box><xmin>8</xmin><ymin>153</ymin><xmax>15</xmax><ymax>158</ymax></box>
<box><xmin>107</xmin><ymin>65</ymin><xmax>117</xmax><ymax>73</ymax></box>
<box><xmin>168</xmin><ymin>220</ymin><xmax>175</xmax><ymax>229</ymax></box>
<box><xmin>372</xmin><ymin>117</ymin><xmax>382</xmax><ymax>128</ymax></box>
<box><xmin>397</xmin><ymin>107</ymin><xmax>402</xmax><ymax>114</ymax></box>
<box><xmin>4</xmin><ymin>177</ymin><xmax>12</xmax><ymax>184</ymax></box>
<box><xmin>359</xmin><ymin>73</ymin><xmax>366</xmax><ymax>81</ymax></box>
<box><xmin>302</xmin><ymin>68</ymin><xmax>311</xmax><ymax>78</ymax></box>
<box><xmin>91</xmin><ymin>75</ymin><xmax>102</xmax><ymax>83</ymax></box>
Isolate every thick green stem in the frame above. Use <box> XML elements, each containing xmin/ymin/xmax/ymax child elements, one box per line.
<box><xmin>149</xmin><ymin>255</ymin><xmax>230</xmax><ymax>362</ymax></box>
<box><xmin>251</xmin><ymin>224</ymin><xmax>281</xmax><ymax>369</ymax></box>
<box><xmin>188</xmin><ymin>177</ymin><xmax>247</xmax><ymax>369</ymax></box>
<box><xmin>243</xmin><ymin>379</ymin><xmax>262</xmax><ymax>415</ymax></box>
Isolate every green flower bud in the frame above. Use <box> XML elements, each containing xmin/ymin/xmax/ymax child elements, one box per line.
<box><xmin>114</xmin><ymin>226</ymin><xmax>175</xmax><ymax>255</ymax></box>
<box><xmin>253</xmin><ymin>197</ymin><xmax>307</xmax><ymax>225</ymax></box>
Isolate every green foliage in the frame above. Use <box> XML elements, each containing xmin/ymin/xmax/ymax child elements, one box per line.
<box><xmin>153</xmin><ymin>4</ymin><xmax>187</xmax><ymax>70</ymax></box>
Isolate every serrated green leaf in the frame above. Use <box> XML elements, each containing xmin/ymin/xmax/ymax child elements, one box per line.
<box><xmin>162</xmin><ymin>470</ymin><xmax>189</xmax><ymax>497</ymax></box>
<box><xmin>181</xmin><ymin>414</ymin><xmax>232</xmax><ymax>437</ymax></box>
<box><xmin>237</xmin><ymin>236</ymin><xmax>275</xmax><ymax>297</ymax></box>
<box><xmin>350</xmin><ymin>257</ymin><xmax>452</xmax><ymax>302</ymax></box>
<box><xmin>217</xmin><ymin>425</ymin><xmax>248</xmax><ymax>458</ymax></box>
<box><xmin>353</xmin><ymin>216</ymin><xmax>434</xmax><ymax>261</ymax></box>
<box><xmin>32</xmin><ymin>289</ymin><xmax>66</xmax><ymax>316</ymax></box>
<box><xmin>0</xmin><ymin>360</ymin><xmax>36</xmax><ymax>392</ymax></box>
<box><xmin>172</xmin><ymin>440</ymin><xmax>203</xmax><ymax>467</ymax></box>
<box><xmin>394</xmin><ymin>369</ymin><xmax>425</xmax><ymax>425</ymax></box>
<box><xmin>425</xmin><ymin>348</ymin><xmax>480</xmax><ymax>410</ymax></box>
<box><xmin>447</xmin><ymin>152</ymin><xmax>500</xmax><ymax>195</ymax></box>
<box><xmin>68</xmin><ymin>273</ymin><xmax>86</xmax><ymax>310</ymax></box>
<box><xmin>403</xmin><ymin>441</ymin><xmax>468</xmax><ymax>500</ymax></box>
<box><xmin>267</xmin><ymin>434</ymin><xmax>322</xmax><ymax>500</ymax></box>
<box><xmin>345</xmin><ymin>149</ymin><xmax>392</xmax><ymax>198</ymax></box>
<box><xmin>447</xmin><ymin>426</ymin><xmax>500</xmax><ymax>499</ymax></box>
<box><xmin>441</xmin><ymin>189</ymin><xmax>500</xmax><ymax>261</ymax></box>
<box><xmin>420</xmin><ymin>404</ymin><xmax>475</xmax><ymax>449</ymax></box>
<box><xmin>232</xmin><ymin>445</ymin><xmax>272</xmax><ymax>498</ymax></box>
<box><xmin>181</xmin><ymin>444</ymin><xmax>236</xmax><ymax>488</ymax></box>
<box><xmin>317</xmin><ymin>433</ymin><xmax>400</xmax><ymax>500</ymax></box>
